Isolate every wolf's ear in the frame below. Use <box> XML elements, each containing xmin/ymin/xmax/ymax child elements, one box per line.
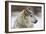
<box><xmin>20</xmin><ymin>10</ymin><xmax>25</xmax><ymax>14</ymax></box>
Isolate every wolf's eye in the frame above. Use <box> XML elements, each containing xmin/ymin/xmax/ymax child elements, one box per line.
<box><xmin>30</xmin><ymin>15</ymin><xmax>32</xmax><ymax>17</ymax></box>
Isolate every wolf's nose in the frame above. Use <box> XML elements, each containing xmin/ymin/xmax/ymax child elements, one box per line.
<box><xmin>34</xmin><ymin>20</ymin><xmax>38</xmax><ymax>24</ymax></box>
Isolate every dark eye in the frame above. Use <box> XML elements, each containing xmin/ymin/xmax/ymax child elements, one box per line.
<box><xmin>30</xmin><ymin>15</ymin><xmax>32</xmax><ymax>17</ymax></box>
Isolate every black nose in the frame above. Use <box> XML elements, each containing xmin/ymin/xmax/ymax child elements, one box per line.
<box><xmin>34</xmin><ymin>20</ymin><xmax>38</xmax><ymax>24</ymax></box>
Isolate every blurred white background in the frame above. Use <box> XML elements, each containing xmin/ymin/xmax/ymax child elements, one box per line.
<box><xmin>0</xmin><ymin>0</ymin><xmax>46</xmax><ymax>34</ymax></box>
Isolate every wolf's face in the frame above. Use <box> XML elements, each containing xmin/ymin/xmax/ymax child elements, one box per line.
<box><xmin>20</xmin><ymin>8</ymin><xmax>38</xmax><ymax>24</ymax></box>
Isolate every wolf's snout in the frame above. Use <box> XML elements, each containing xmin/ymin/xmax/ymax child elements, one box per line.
<box><xmin>34</xmin><ymin>20</ymin><xmax>38</xmax><ymax>24</ymax></box>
